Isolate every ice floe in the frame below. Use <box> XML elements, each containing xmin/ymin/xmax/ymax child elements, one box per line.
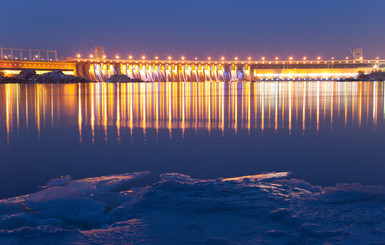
<box><xmin>1</xmin><ymin>171</ymin><xmax>385</xmax><ymax>244</ymax></box>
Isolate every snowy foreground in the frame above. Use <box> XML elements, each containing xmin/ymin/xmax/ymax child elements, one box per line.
<box><xmin>1</xmin><ymin>172</ymin><xmax>385</xmax><ymax>244</ymax></box>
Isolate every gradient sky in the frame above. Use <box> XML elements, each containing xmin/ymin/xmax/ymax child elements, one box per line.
<box><xmin>1</xmin><ymin>0</ymin><xmax>385</xmax><ymax>60</ymax></box>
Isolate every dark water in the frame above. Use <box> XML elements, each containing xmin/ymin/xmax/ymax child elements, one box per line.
<box><xmin>0</xmin><ymin>81</ymin><xmax>384</xmax><ymax>198</ymax></box>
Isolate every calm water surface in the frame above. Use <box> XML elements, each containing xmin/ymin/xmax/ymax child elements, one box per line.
<box><xmin>0</xmin><ymin>81</ymin><xmax>384</xmax><ymax>198</ymax></box>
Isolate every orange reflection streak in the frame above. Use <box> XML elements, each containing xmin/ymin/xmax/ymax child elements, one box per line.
<box><xmin>302</xmin><ymin>82</ymin><xmax>306</xmax><ymax>133</ymax></box>
<box><xmin>234</xmin><ymin>82</ymin><xmax>238</xmax><ymax>134</ymax></box>
<box><xmin>345</xmin><ymin>82</ymin><xmax>348</xmax><ymax>130</ymax></box>
<box><xmin>359</xmin><ymin>82</ymin><xmax>362</xmax><ymax>129</ymax></box>
<box><xmin>155</xmin><ymin>82</ymin><xmax>159</xmax><ymax>136</ymax></box>
<box><xmin>367</xmin><ymin>83</ymin><xmax>370</xmax><ymax>122</ymax></box>
<box><xmin>182</xmin><ymin>82</ymin><xmax>185</xmax><ymax>137</ymax></box>
<box><xmin>309</xmin><ymin>82</ymin><xmax>312</xmax><ymax>125</ymax></box>
<box><xmin>254</xmin><ymin>82</ymin><xmax>258</xmax><ymax>130</ymax></box>
<box><xmin>289</xmin><ymin>82</ymin><xmax>292</xmax><ymax>133</ymax></box>
<box><xmin>103</xmin><ymin>83</ymin><xmax>108</xmax><ymax>143</ymax></box>
<box><xmin>78</xmin><ymin>85</ymin><xmax>82</xmax><ymax>145</ymax></box>
<box><xmin>168</xmin><ymin>82</ymin><xmax>172</xmax><ymax>138</ymax></box>
<box><xmin>352</xmin><ymin>83</ymin><xmax>355</xmax><ymax>125</ymax></box>
<box><xmin>36</xmin><ymin>84</ymin><xmax>41</xmax><ymax>140</ymax></box>
<box><xmin>117</xmin><ymin>84</ymin><xmax>121</xmax><ymax>143</ymax></box>
<box><xmin>221</xmin><ymin>82</ymin><xmax>225</xmax><ymax>134</ymax></box>
<box><xmin>331</xmin><ymin>83</ymin><xmax>334</xmax><ymax>130</ymax></box>
<box><xmin>16</xmin><ymin>85</ymin><xmax>19</xmax><ymax>133</ymax></box>
<box><xmin>373</xmin><ymin>82</ymin><xmax>377</xmax><ymax>127</ymax></box>
<box><xmin>247</xmin><ymin>82</ymin><xmax>251</xmax><ymax>135</ymax></box>
<box><xmin>317</xmin><ymin>82</ymin><xmax>320</xmax><ymax>133</ymax></box>
<box><xmin>261</xmin><ymin>82</ymin><xmax>264</xmax><ymax>132</ymax></box>
<box><xmin>281</xmin><ymin>82</ymin><xmax>285</xmax><ymax>129</ymax></box>
<box><xmin>323</xmin><ymin>83</ymin><xmax>326</xmax><ymax>125</ymax></box>
<box><xmin>141</xmin><ymin>83</ymin><xmax>146</xmax><ymax>138</ymax></box>
<box><xmin>268</xmin><ymin>83</ymin><xmax>271</xmax><ymax>129</ymax></box>
<box><xmin>50</xmin><ymin>85</ymin><xmax>53</xmax><ymax>128</ymax></box>
<box><xmin>295</xmin><ymin>83</ymin><xmax>298</xmax><ymax>129</ymax></box>
<box><xmin>91</xmin><ymin>83</ymin><xmax>95</xmax><ymax>144</ymax></box>
<box><xmin>207</xmin><ymin>82</ymin><xmax>211</xmax><ymax>134</ymax></box>
<box><xmin>6</xmin><ymin>84</ymin><xmax>10</xmax><ymax>144</ymax></box>
<box><xmin>275</xmin><ymin>83</ymin><xmax>278</xmax><ymax>132</ymax></box>
<box><xmin>25</xmin><ymin>88</ymin><xmax>28</xmax><ymax>131</ymax></box>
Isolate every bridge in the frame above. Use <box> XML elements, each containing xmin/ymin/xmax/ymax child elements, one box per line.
<box><xmin>0</xmin><ymin>48</ymin><xmax>384</xmax><ymax>81</ymax></box>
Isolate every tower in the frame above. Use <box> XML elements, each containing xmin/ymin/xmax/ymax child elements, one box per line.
<box><xmin>349</xmin><ymin>48</ymin><xmax>363</xmax><ymax>60</ymax></box>
<box><xmin>93</xmin><ymin>46</ymin><xmax>105</xmax><ymax>59</ymax></box>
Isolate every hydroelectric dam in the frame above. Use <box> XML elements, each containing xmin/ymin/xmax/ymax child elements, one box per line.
<box><xmin>0</xmin><ymin>48</ymin><xmax>384</xmax><ymax>82</ymax></box>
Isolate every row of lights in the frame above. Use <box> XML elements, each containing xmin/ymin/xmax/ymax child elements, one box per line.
<box><xmin>78</xmin><ymin>54</ymin><xmax>381</xmax><ymax>61</ymax></box>
<box><xmin>2</xmin><ymin>55</ymin><xmax>54</xmax><ymax>61</ymax></box>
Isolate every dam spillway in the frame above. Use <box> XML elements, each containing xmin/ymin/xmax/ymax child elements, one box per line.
<box><xmin>76</xmin><ymin>58</ymin><xmax>383</xmax><ymax>82</ymax></box>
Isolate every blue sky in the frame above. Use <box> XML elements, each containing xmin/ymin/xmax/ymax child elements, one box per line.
<box><xmin>1</xmin><ymin>0</ymin><xmax>384</xmax><ymax>60</ymax></box>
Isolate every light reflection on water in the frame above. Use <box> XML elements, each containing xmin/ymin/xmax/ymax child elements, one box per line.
<box><xmin>0</xmin><ymin>81</ymin><xmax>385</xmax><ymax>198</ymax></box>
<box><xmin>1</xmin><ymin>81</ymin><xmax>384</xmax><ymax>144</ymax></box>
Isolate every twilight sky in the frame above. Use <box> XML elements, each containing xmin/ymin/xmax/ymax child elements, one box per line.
<box><xmin>1</xmin><ymin>0</ymin><xmax>385</xmax><ymax>60</ymax></box>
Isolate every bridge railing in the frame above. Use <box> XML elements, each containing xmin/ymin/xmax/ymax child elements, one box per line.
<box><xmin>0</xmin><ymin>48</ymin><xmax>58</xmax><ymax>62</ymax></box>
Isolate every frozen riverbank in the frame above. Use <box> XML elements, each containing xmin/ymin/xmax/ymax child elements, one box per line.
<box><xmin>1</xmin><ymin>171</ymin><xmax>385</xmax><ymax>244</ymax></box>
